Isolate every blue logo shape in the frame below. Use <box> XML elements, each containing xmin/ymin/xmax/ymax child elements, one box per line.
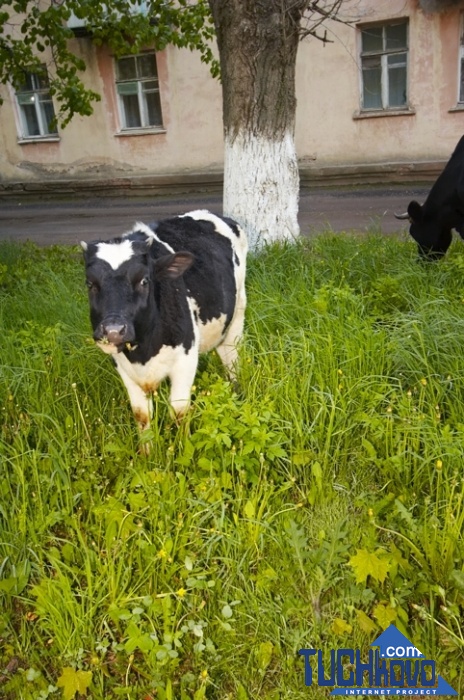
<box><xmin>299</xmin><ymin>624</ymin><xmax>458</xmax><ymax>696</ymax></box>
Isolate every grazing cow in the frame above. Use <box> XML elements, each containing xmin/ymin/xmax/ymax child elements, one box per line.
<box><xmin>395</xmin><ymin>135</ymin><xmax>464</xmax><ymax>260</ymax></box>
<box><xmin>81</xmin><ymin>210</ymin><xmax>247</xmax><ymax>437</ymax></box>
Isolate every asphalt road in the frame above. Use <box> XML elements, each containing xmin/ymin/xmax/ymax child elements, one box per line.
<box><xmin>0</xmin><ymin>185</ymin><xmax>429</xmax><ymax>246</ymax></box>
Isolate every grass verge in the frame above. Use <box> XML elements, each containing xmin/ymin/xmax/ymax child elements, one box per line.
<box><xmin>1</xmin><ymin>233</ymin><xmax>464</xmax><ymax>698</ymax></box>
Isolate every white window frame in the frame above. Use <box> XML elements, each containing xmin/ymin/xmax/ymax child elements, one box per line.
<box><xmin>115</xmin><ymin>52</ymin><xmax>163</xmax><ymax>132</ymax></box>
<box><xmin>458</xmin><ymin>13</ymin><xmax>464</xmax><ymax>104</ymax></box>
<box><xmin>359</xmin><ymin>21</ymin><xmax>409</xmax><ymax>112</ymax></box>
<box><xmin>15</xmin><ymin>68</ymin><xmax>58</xmax><ymax>140</ymax></box>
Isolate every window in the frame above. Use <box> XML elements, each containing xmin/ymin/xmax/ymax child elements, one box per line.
<box><xmin>115</xmin><ymin>53</ymin><xmax>163</xmax><ymax>130</ymax></box>
<box><xmin>360</xmin><ymin>21</ymin><xmax>408</xmax><ymax>111</ymax></box>
<box><xmin>15</xmin><ymin>69</ymin><xmax>58</xmax><ymax>138</ymax></box>
<box><xmin>459</xmin><ymin>15</ymin><xmax>464</xmax><ymax>103</ymax></box>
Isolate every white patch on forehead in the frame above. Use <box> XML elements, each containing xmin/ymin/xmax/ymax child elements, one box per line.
<box><xmin>96</xmin><ymin>239</ymin><xmax>134</xmax><ymax>270</ymax></box>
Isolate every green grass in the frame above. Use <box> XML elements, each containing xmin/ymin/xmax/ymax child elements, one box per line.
<box><xmin>1</xmin><ymin>232</ymin><xmax>464</xmax><ymax>699</ymax></box>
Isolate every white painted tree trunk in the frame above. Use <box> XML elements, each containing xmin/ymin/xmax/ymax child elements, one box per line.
<box><xmin>223</xmin><ymin>129</ymin><xmax>300</xmax><ymax>250</ymax></box>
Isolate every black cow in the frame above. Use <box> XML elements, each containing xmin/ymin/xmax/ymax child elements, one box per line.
<box><xmin>81</xmin><ymin>210</ymin><xmax>247</xmax><ymax>439</ymax></box>
<box><xmin>395</xmin><ymin>135</ymin><xmax>464</xmax><ymax>259</ymax></box>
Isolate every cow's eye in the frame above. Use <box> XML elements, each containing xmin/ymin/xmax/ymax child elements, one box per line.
<box><xmin>86</xmin><ymin>280</ymin><xmax>98</xmax><ymax>291</ymax></box>
<box><xmin>139</xmin><ymin>277</ymin><xmax>149</xmax><ymax>287</ymax></box>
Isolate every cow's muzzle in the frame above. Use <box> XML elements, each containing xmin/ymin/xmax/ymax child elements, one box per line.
<box><xmin>94</xmin><ymin>317</ymin><xmax>134</xmax><ymax>350</ymax></box>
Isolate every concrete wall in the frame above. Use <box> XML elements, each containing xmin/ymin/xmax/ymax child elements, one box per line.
<box><xmin>1</xmin><ymin>0</ymin><xmax>464</xmax><ymax>194</ymax></box>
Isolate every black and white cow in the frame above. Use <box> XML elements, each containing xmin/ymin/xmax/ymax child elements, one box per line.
<box><xmin>395</xmin><ymin>135</ymin><xmax>464</xmax><ymax>259</ymax></box>
<box><xmin>81</xmin><ymin>210</ymin><xmax>247</xmax><ymax>437</ymax></box>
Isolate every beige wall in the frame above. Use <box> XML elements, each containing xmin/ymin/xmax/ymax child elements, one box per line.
<box><xmin>0</xmin><ymin>37</ymin><xmax>224</xmax><ymax>183</ymax></box>
<box><xmin>1</xmin><ymin>0</ymin><xmax>464</xmax><ymax>187</ymax></box>
<box><xmin>295</xmin><ymin>0</ymin><xmax>464</xmax><ymax>166</ymax></box>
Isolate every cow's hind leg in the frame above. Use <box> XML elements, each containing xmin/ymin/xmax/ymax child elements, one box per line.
<box><xmin>168</xmin><ymin>348</ymin><xmax>199</xmax><ymax>418</ymax></box>
<box><xmin>215</xmin><ymin>302</ymin><xmax>246</xmax><ymax>380</ymax></box>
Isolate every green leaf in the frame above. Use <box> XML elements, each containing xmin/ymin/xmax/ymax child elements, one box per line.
<box><xmin>331</xmin><ymin>617</ymin><xmax>353</xmax><ymax>636</ymax></box>
<box><xmin>450</xmin><ymin>569</ymin><xmax>464</xmax><ymax>593</ymax></box>
<box><xmin>348</xmin><ymin>549</ymin><xmax>391</xmax><ymax>585</ymax></box>
<box><xmin>373</xmin><ymin>603</ymin><xmax>397</xmax><ymax>629</ymax></box>
<box><xmin>221</xmin><ymin>604</ymin><xmax>233</xmax><ymax>619</ymax></box>
<box><xmin>236</xmin><ymin>683</ymin><xmax>249</xmax><ymax>700</ymax></box>
<box><xmin>361</xmin><ymin>438</ymin><xmax>377</xmax><ymax>459</ymax></box>
<box><xmin>243</xmin><ymin>500</ymin><xmax>255</xmax><ymax>519</ymax></box>
<box><xmin>256</xmin><ymin>640</ymin><xmax>273</xmax><ymax>671</ymax></box>
<box><xmin>355</xmin><ymin>609</ymin><xmax>378</xmax><ymax>635</ymax></box>
<box><xmin>56</xmin><ymin>667</ymin><xmax>92</xmax><ymax>700</ymax></box>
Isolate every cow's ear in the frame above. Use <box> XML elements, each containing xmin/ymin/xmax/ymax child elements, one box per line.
<box><xmin>408</xmin><ymin>201</ymin><xmax>423</xmax><ymax>224</ymax></box>
<box><xmin>154</xmin><ymin>252</ymin><xmax>195</xmax><ymax>279</ymax></box>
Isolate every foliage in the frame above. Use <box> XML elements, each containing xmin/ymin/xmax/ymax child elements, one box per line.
<box><xmin>0</xmin><ymin>0</ymin><xmax>218</xmax><ymax>126</ymax></box>
<box><xmin>1</xmin><ymin>232</ymin><xmax>464</xmax><ymax>698</ymax></box>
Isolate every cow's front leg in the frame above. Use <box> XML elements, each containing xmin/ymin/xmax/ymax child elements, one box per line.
<box><xmin>115</xmin><ymin>363</ymin><xmax>153</xmax><ymax>433</ymax></box>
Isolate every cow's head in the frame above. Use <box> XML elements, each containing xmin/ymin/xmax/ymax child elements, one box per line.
<box><xmin>395</xmin><ymin>201</ymin><xmax>453</xmax><ymax>260</ymax></box>
<box><xmin>81</xmin><ymin>231</ymin><xmax>194</xmax><ymax>353</ymax></box>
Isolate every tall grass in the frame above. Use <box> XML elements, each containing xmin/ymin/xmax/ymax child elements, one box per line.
<box><xmin>1</xmin><ymin>233</ymin><xmax>464</xmax><ymax>699</ymax></box>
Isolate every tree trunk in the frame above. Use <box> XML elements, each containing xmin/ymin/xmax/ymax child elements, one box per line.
<box><xmin>208</xmin><ymin>0</ymin><xmax>304</xmax><ymax>249</ymax></box>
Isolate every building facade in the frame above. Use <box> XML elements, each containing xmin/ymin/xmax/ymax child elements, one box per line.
<box><xmin>1</xmin><ymin>0</ymin><xmax>464</xmax><ymax>195</ymax></box>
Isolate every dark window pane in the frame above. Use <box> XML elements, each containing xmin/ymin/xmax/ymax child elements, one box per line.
<box><xmin>388</xmin><ymin>52</ymin><xmax>407</xmax><ymax>66</ymax></box>
<box><xmin>362</xmin><ymin>27</ymin><xmax>383</xmax><ymax>53</ymax></box>
<box><xmin>362</xmin><ymin>67</ymin><xmax>382</xmax><ymax>109</ymax></box>
<box><xmin>18</xmin><ymin>73</ymin><xmax>35</xmax><ymax>92</ymax></box>
<box><xmin>362</xmin><ymin>55</ymin><xmax>381</xmax><ymax>70</ymax></box>
<box><xmin>41</xmin><ymin>100</ymin><xmax>58</xmax><ymax>134</ymax></box>
<box><xmin>145</xmin><ymin>91</ymin><xmax>162</xmax><ymax>126</ymax></box>
<box><xmin>388</xmin><ymin>66</ymin><xmax>407</xmax><ymax>107</ymax></box>
<box><xmin>22</xmin><ymin>104</ymin><xmax>40</xmax><ymax>136</ymax></box>
<box><xmin>118</xmin><ymin>57</ymin><xmax>137</xmax><ymax>80</ymax></box>
<box><xmin>142</xmin><ymin>80</ymin><xmax>158</xmax><ymax>92</ymax></box>
<box><xmin>137</xmin><ymin>54</ymin><xmax>157</xmax><ymax>79</ymax></box>
<box><xmin>121</xmin><ymin>93</ymin><xmax>141</xmax><ymax>128</ymax></box>
<box><xmin>35</xmin><ymin>73</ymin><xmax>50</xmax><ymax>90</ymax></box>
<box><xmin>386</xmin><ymin>23</ymin><xmax>407</xmax><ymax>51</ymax></box>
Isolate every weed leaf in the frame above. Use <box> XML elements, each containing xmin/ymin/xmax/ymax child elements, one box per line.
<box><xmin>373</xmin><ymin>603</ymin><xmax>397</xmax><ymax>629</ymax></box>
<box><xmin>355</xmin><ymin>609</ymin><xmax>378</xmax><ymax>635</ymax></box>
<box><xmin>56</xmin><ymin>667</ymin><xmax>92</xmax><ymax>699</ymax></box>
<box><xmin>349</xmin><ymin>549</ymin><xmax>391</xmax><ymax>584</ymax></box>
<box><xmin>256</xmin><ymin>640</ymin><xmax>273</xmax><ymax>671</ymax></box>
<box><xmin>331</xmin><ymin>617</ymin><xmax>353</xmax><ymax>636</ymax></box>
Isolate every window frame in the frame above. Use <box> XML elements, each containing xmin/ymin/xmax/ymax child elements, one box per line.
<box><xmin>115</xmin><ymin>52</ymin><xmax>164</xmax><ymax>132</ymax></box>
<box><xmin>359</xmin><ymin>20</ymin><xmax>409</xmax><ymax>113</ymax></box>
<box><xmin>458</xmin><ymin>13</ymin><xmax>464</xmax><ymax>104</ymax></box>
<box><xmin>15</xmin><ymin>68</ymin><xmax>59</xmax><ymax>141</ymax></box>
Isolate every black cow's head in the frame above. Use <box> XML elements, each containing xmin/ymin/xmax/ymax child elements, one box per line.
<box><xmin>395</xmin><ymin>200</ymin><xmax>454</xmax><ymax>261</ymax></box>
<box><xmin>81</xmin><ymin>232</ymin><xmax>194</xmax><ymax>353</ymax></box>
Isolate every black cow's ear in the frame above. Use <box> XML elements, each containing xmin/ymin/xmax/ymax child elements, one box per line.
<box><xmin>408</xmin><ymin>201</ymin><xmax>423</xmax><ymax>224</ymax></box>
<box><xmin>154</xmin><ymin>252</ymin><xmax>195</xmax><ymax>279</ymax></box>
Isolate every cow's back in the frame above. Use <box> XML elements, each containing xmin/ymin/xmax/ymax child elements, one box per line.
<box><xmin>152</xmin><ymin>210</ymin><xmax>247</xmax><ymax>332</ymax></box>
<box><xmin>425</xmin><ymin>135</ymin><xmax>464</xmax><ymax>212</ymax></box>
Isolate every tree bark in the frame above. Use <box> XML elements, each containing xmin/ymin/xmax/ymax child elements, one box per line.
<box><xmin>208</xmin><ymin>0</ymin><xmax>304</xmax><ymax>249</ymax></box>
